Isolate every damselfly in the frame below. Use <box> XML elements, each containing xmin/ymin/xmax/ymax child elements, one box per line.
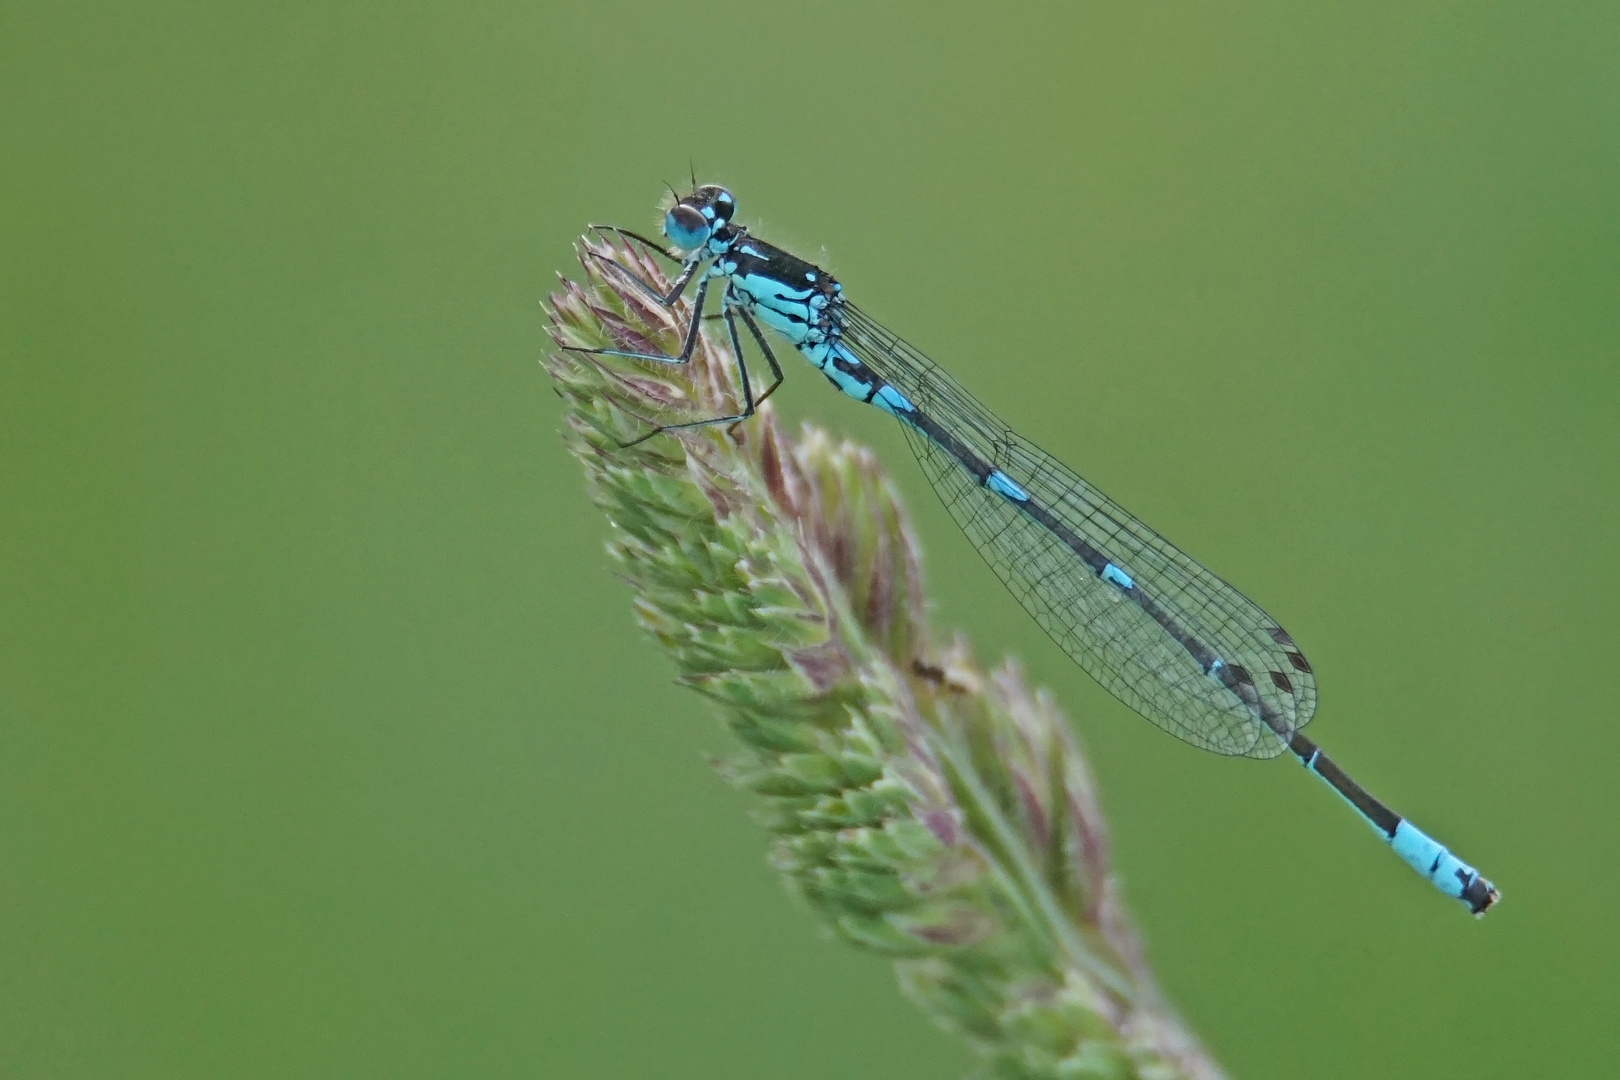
<box><xmin>566</xmin><ymin>184</ymin><xmax>1499</xmax><ymax>916</ymax></box>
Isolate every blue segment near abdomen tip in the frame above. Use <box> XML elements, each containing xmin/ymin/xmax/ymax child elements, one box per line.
<box><xmin>1392</xmin><ymin>821</ymin><xmax>1479</xmax><ymax>900</ymax></box>
<box><xmin>1302</xmin><ymin>757</ymin><xmax>1493</xmax><ymax>909</ymax></box>
<box><xmin>1101</xmin><ymin>563</ymin><xmax>1135</xmax><ymax>590</ymax></box>
<box><xmin>986</xmin><ymin>469</ymin><xmax>1030</xmax><ymax>502</ymax></box>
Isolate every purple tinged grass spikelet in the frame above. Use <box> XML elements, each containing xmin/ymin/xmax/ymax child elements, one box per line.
<box><xmin>545</xmin><ymin>236</ymin><xmax>1227</xmax><ymax>1080</ymax></box>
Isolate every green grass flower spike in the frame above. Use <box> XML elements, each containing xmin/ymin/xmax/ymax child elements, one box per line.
<box><xmin>543</xmin><ymin>236</ymin><xmax>1226</xmax><ymax>1080</ymax></box>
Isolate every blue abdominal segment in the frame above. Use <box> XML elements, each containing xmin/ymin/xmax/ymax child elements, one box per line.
<box><xmin>986</xmin><ymin>469</ymin><xmax>1031</xmax><ymax>502</ymax></box>
<box><xmin>872</xmin><ymin>384</ymin><xmax>915</xmax><ymax>416</ymax></box>
<box><xmin>1101</xmin><ymin>563</ymin><xmax>1135</xmax><ymax>590</ymax></box>
<box><xmin>1301</xmin><ymin>745</ymin><xmax>1497</xmax><ymax>914</ymax></box>
<box><xmin>1391</xmin><ymin>821</ymin><xmax>1487</xmax><ymax>902</ymax></box>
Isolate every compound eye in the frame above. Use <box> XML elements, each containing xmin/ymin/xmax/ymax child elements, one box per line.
<box><xmin>703</xmin><ymin>186</ymin><xmax>736</xmax><ymax>225</ymax></box>
<box><xmin>663</xmin><ymin>204</ymin><xmax>712</xmax><ymax>250</ymax></box>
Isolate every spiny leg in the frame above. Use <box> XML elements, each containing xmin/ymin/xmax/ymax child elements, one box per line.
<box><xmin>563</xmin><ymin>276</ymin><xmax>712</xmax><ymax>366</ymax></box>
<box><xmin>588</xmin><ymin>225</ymin><xmax>677</xmax><ymax>262</ymax></box>
<box><xmin>617</xmin><ymin>306</ymin><xmax>763</xmax><ymax>449</ymax></box>
<box><xmin>585</xmin><ymin>226</ymin><xmax>700</xmax><ymax>308</ymax></box>
<box><xmin>726</xmin><ymin>309</ymin><xmax>785</xmax><ymax>431</ymax></box>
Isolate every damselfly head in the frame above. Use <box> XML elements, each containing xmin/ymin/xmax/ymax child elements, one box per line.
<box><xmin>662</xmin><ymin>185</ymin><xmax>736</xmax><ymax>251</ymax></box>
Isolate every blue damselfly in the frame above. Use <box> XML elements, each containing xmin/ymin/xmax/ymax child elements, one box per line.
<box><xmin>565</xmin><ymin>184</ymin><xmax>1500</xmax><ymax>916</ymax></box>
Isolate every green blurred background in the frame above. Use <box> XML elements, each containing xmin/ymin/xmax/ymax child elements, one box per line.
<box><xmin>3</xmin><ymin>1</ymin><xmax>1615</xmax><ymax>1077</ymax></box>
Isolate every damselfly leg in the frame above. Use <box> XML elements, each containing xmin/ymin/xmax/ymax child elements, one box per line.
<box><xmin>563</xmin><ymin>275</ymin><xmax>712</xmax><ymax>370</ymax></box>
<box><xmin>584</xmin><ymin>226</ymin><xmax>694</xmax><ymax>307</ymax></box>
<box><xmin>613</xmin><ymin>305</ymin><xmax>781</xmax><ymax>447</ymax></box>
<box><xmin>729</xmin><ymin>306</ymin><xmax>786</xmax><ymax>415</ymax></box>
<box><xmin>588</xmin><ymin>225</ymin><xmax>677</xmax><ymax>262</ymax></box>
<box><xmin>567</xmin><ymin>235</ymin><xmax>787</xmax><ymax>446</ymax></box>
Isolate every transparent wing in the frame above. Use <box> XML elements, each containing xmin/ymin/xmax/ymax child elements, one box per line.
<box><xmin>840</xmin><ymin>304</ymin><xmax>1316</xmax><ymax>758</ymax></box>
